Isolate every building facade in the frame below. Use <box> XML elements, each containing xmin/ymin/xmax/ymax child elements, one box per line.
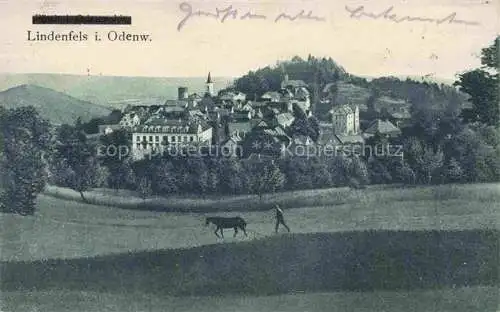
<box><xmin>331</xmin><ymin>105</ymin><xmax>359</xmax><ymax>135</ymax></box>
<box><xmin>131</xmin><ymin>118</ymin><xmax>212</xmax><ymax>160</ymax></box>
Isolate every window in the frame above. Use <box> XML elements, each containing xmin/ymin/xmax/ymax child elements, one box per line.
<box><xmin>149</xmin><ymin>136</ymin><xmax>153</xmax><ymax>142</ymax></box>
<box><xmin>143</xmin><ymin>136</ymin><xmax>146</xmax><ymax>142</ymax></box>
<box><xmin>155</xmin><ymin>136</ymin><xmax>159</xmax><ymax>142</ymax></box>
<box><xmin>163</xmin><ymin>136</ymin><xmax>167</xmax><ymax>142</ymax></box>
<box><xmin>183</xmin><ymin>136</ymin><xmax>187</xmax><ymax>142</ymax></box>
<box><xmin>136</xmin><ymin>136</ymin><xmax>140</xmax><ymax>142</ymax></box>
<box><xmin>190</xmin><ymin>136</ymin><xmax>194</xmax><ymax>142</ymax></box>
<box><xmin>172</xmin><ymin>136</ymin><xmax>176</xmax><ymax>142</ymax></box>
<box><xmin>136</xmin><ymin>143</ymin><xmax>141</xmax><ymax>149</ymax></box>
<box><xmin>178</xmin><ymin>136</ymin><xmax>181</xmax><ymax>142</ymax></box>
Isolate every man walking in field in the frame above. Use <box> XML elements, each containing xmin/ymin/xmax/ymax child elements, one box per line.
<box><xmin>275</xmin><ymin>204</ymin><xmax>290</xmax><ymax>233</ymax></box>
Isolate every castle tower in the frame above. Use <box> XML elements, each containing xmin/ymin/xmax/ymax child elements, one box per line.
<box><xmin>178</xmin><ymin>86</ymin><xmax>188</xmax><ymax>100</ymax></box>
<box><xmin>206</xmin><ymin>72</ymin><xmax>215</xmax><ymax>96</ymax></box>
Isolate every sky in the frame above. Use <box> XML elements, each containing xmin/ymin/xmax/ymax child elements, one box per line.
<box><xmin>0</xmin><ymin>0</ymin><xmax>498</xmax><ymax>80</ymax></box>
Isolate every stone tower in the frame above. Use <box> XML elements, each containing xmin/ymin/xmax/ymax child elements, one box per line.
<box><xmin>354</xmin><ymin>105</ymin><xmax>360</xmax><ymax>134</ymax></box>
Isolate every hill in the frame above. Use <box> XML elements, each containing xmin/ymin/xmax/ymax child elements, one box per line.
<box><xmin>2</xmin><ymin>229</ymin><xmax>498</xmax><ymax>295</ymax></box>
<box><xmin>0</xmin><ymin>73</ymin><xmax>234</xmax><ymax>108</ymax></box>
<box><xmin>0</xmin><ymin>84</ymin><xmax>111</xmax><ymax>125</ymax></box>
<box><xmin>233</xmin><ymin>57</ymin><xmax>469</xmax><ymax>121</ymax></box>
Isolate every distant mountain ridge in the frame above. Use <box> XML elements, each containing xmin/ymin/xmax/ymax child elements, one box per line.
<box><xmin>0</xmin><ymin>73</ymin><xmax>234</xmax><ymax>109</ymax></box>
<box><xmin>0</xmin><ymin>84</ymin><xmax>111</xmax><ymax>125</ymax></box>
<box><xmin>0</xmin><ymin>70</ymin><xmax>465</xmax><ymax>126</ymax></box>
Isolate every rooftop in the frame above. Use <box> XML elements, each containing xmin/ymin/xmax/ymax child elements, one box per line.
<box><xmin>364</xmin><ymin>119</ymin><xmax>401</xmax><ymax>135</ymax></box>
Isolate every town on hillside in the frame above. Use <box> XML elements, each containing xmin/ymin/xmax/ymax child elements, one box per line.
<box><xmin>97</xmin><ymin>71</ymin><xmax>408</xmax><ymax>161</ymax></box>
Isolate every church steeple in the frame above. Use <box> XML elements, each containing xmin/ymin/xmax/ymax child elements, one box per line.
<box><xmin>206</xmin><ymin>71</ymin><xmax>215</xmax><ymax>96</ymax></box>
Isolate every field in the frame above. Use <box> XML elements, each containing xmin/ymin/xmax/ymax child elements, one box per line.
<box><xmin>1</xmin><ymin>183</ymin><xmax>499</xmax><ymax>311</ymax></box>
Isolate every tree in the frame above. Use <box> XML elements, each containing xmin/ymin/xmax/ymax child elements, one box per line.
<box><xmin>444</xmin><ymin>158</ymin><xmax>464</xmax><ymax>183</ymax></box>
<box><xmin>419</xmin><ymin>147</ymin><xmax>444</xmax><ymax>184</ymax></box>
<box><xmin>368</xmin><ymin>158</ymin><xmax>392</xmax><ymax>185</ymax></box>
<box><xmin>348</xmin><ymin>156</ymin><xmax>370</xmax><ymax>188</ymax></box>
<box><xmin>246</xmin><ymin>162</ymin><xmax>285</xmax><ymax>199</ymax></box>
<box><xmin>152</xmin><ymin>160</ymin><xmax>178</xmax><ymax>195</ymax></box>
<box><xmin>51</xmin><ymin>123</ymin><xmax>105</xmax><ymax>201</ymax></box>
<box><xmin>366</xmin><ymin>88</ymin><xmax>381</xmax><ymax>113</ymax></box>
<box><xmin>328</xmin><ymin>156</ymin><xmax>350</xmax><ymax>186</ymax></box>
<box><xmin>396</xmin><ymin>162</ymin><xmax>416</xmax><ymax>185</ymax></box>
<box><xmin>263</xmin><ymin>163</ymin><xmax>285</xmax><ymax>198</ymax></box>
<box><xmin>69</xmin><ymin>154</ymin><xmax>101</xmax><ymax>201</ymax></box>
<box><xmin>326</xmin><ymin>82</ymin><xmax>338</xmax><ymax>106</ymax></box>
<box><xmin>218</xmin><ymin>158</ymin><xmax>244</xmax><ymax>195</ymax></box>
<box><xmin>107</xmin><ymin>159</ymin><xmax>136</xmax><ymax>191</ymax></box>
<box><xmin>137</xmin><ymin>176</ymin><xmax>152</xmax><ymax>201</ymax></box>
<box><xmin>455</xmin><ymin>37</ymin><xmax>499</xmax><ymax>126</ymax></box>
<box><xmin>282</xmin><ymin>157</ymin><xmax>313</xmax><ymax>190</ymax></box>
<box><xmin>310</xmin><ymin>156</ymin><xmax>332</xmax><ymax>188</ymax></box>
<box><xmin>444</xmin><ymin>126</ymin><xmax>499</xmax><ymax>182</ymax></box>
<box><xmin>289</xmin><ymin>117</ymin><xmax>320</xmax><ymax>142</ymax></box>
<box><xmin>0</xmin><ymin>106</ymin><xmax>51</xmax><ymax>215</ymax></box>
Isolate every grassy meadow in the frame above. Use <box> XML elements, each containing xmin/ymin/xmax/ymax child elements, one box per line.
<box><xmin>1</xmin><ymin>183</ymin><xmax>499</xmax><ymax>311</ymax></box>
<box><xmin>1</xmin><ymin>183</ymin><xmax>498</xmax><ymax>261</ymax></box>
<box><xmin>1</xmin><ymin>287</ymin><xmax>498</xmax><ymax>312</ymax></box>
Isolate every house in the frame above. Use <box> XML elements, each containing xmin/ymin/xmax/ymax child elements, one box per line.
<box><xmin>274</xmin><ymin>112</ymin><xmax>295</xmax><ymax>129</ymax></box>
<box><xmin>228</xmin><ymin>120</ymin><xmax>254</xmax><ymax>139</ymax></box>
<box><xmin>335</xmin><ymin>134</ymin><xmax>365</xmax><ymax>145</ymax></box>
<box><xmin>248</xmin><ymin>101</ymin><xmax>267</xmax><ymax>109</ymax></box>
<box><xmin>256</xmin><ymin>120</ymin><xmax>270</xmax><ymax>129</ymax></box>
<box><xmin>294</xmin><ymin>87</ymin><xmax>310</xmax><ymax>100</ymax></box>
<box><xmin>268</xmin><ymin>100</ymin><xmax>293</xmax><ymax>113</ymax></box>
<box><xmin>289</xmin><ymin>134</ymin><xmax>314</xmax><ymax>147</ymax></box>
<box><xmin>98</xmin><ymin>124</ymin><xmax>122</xmax><ymax>134</ymax></box>
<box><xmin>131</xmin><ymin>118</ymin><xmax>212</xmax><ymax>160</ymax></box>
<box><xmin>232</xmin><ymin>110</ymin><xmax>252</xmax><ymax>121</ymax></box>
<box><xmin>317</xmin><ymin>124</ymin><xmax>342</xmax><ymax>147</ymax></box>
<box><xmin>219</xmin><ymin>91</ymin><xmax>246</xmax><ymax>102</ymax></box>
<box><xmin>263</xmin><ymin>126</ymin><xmax>287</xmax><ymax>138</ymax></box>
<box><xmin>159</xmin><ymin>106</ymin><xmax>186</xmax><ymax>116</ymax></box>
<box><xmin>261</xmin><ymin>91</ymin><xmax>281</xmax><ymax>102</ymax></box>
<box><xmin>220</xmin><ymin>134</ymin><xmax>243</xmax><ymax>157</ymax></box>
<box><xmin>281</xmin><ymin>74</ymin><xmax>307</xmax><ymax>90</ymax></box>
<box><xmin>278</xmin><ymin>88</ymin><xmax>294</xmax><ymax>101</ymax></box>
<box><xmin>227</xmin><ymin>109</ymin><xmax>254</xmax><ymax>139</ymax></box>
<box><xmin>363</xmin><ymin>119</ymin><xmax>401</xmax><ymax>138</ymax></box>
<box><xmin>292</xmin><ymin>100</ymin><xmax>311</xmax><ymax>116</ymax></box>
<box><xmin>240</xmin><ymin>103</ymin><xmax>254</xmax><ymax>113</ymax></box>
<box><xmin>119</xmin><ymin>112</ymin><xmax>141</xmax><ymax>127</ymax></box>
<box><xmin>164</xmin><ymin>99</ymin><xmax>189</xmax><ymax>107</ymax></box>
<box><xmin>254</xmin><ymin>108</ymin><xmax>264</xmax><ymax>119</ymax></box>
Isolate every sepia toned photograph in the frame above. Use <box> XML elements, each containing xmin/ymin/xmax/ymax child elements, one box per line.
<box><xmin>0</xmin><ymin>0</ymin><xmax>498</xmax><ymax>311</ymax></box>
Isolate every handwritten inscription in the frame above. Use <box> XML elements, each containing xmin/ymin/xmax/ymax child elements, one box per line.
<box><xmin>344</xmin><ymin>6</ymin><xmax>480</xmax><ymax>26</ymax></box>
<box><xmin>176</xmin><ymin>2</ymin><xmax>480</xmax><ymax>31</ymax></box>
<box><xmin>177</xmin><ymin>2</ymin><xmax>325</xmax><ymax>31</ymax></box>
<box><xmin>274</xmin><ymin>10</ymin><xmax>326</xmax><ymax>23</ymax></box>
